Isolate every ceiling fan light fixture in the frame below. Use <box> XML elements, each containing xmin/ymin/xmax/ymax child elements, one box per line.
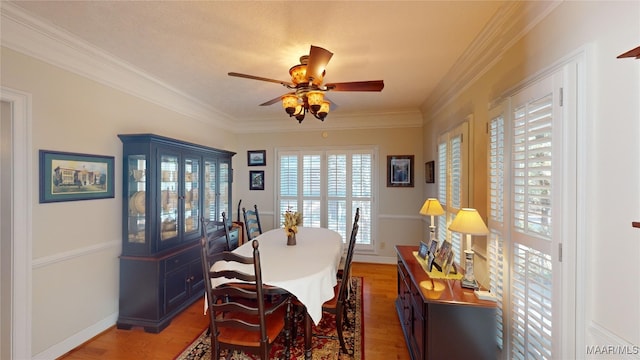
<box><xmin>306</xmin><ymin>91</ymin><xmax>324</xmax><ymax>113</ymax></box>
<box><xmin>281</xmin><ymin>94</ymin><xmax>298</xmax><ymax>115</ymax></box>
<box><xmin>316</xmin><ymin>101</ymin><xmax>330</xmax><ymax>121</ymax></box>
<box><xmin>228</xmin><ymin>45</ymin><xmax>384</xmax><ymax>125</ymax></box>
<box><xmin>319</xmin><ymin>100</ymin><xmax>330</xmax><ymax>115</ymax></box>
<box><xmin>289</xmin><ymin>64</ymin><xmax>307</xmax><ymax>85</ymax></box>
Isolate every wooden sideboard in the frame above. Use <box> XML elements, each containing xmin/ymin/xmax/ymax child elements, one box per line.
<box><xmin>395</xmin><ymin>245</ymin><xmax>497</xmax><ymax>360</ymax></box>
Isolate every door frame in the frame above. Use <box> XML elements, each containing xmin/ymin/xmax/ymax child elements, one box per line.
<box><xmin>1</xmin><ymin>87</ymin><xmax>32</xmax><ymax>360</ymax></box>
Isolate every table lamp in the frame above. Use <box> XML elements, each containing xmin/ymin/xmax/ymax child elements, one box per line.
<box><xmin>419</xmin><ymin>198</ymin><xmax>445</xmax><ymax>242</ymax></box>
<box><xmin>448</xmin><ymin>208</ymin><xmax>489</xmax><ymax>289</ymax></box>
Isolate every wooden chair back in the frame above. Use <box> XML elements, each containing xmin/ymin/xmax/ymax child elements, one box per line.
<box><xmin>202</xmin><ymin>213</ymin><xmax>233</xmax><ymax>252</ymax></box>
<box><xmin>322</xmin><ymin>207</ymin><xmax>359</xmax><ymax>355</ymax></box>
<box><xmin>243</xmin><ymin>204</ymin><xmax>262</xmax><ymax>241</ymax></box>
<box><xmin>200</xmin><ymin>238</ymin><xmax>290</xmax><ymax>359</ymax></box>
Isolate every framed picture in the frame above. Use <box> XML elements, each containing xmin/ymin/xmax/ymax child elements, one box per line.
<box><xmin>443</xmin><ymin>251</ymin><xmax>455</xmax><ymax>276</ymax></box>
<box><xmin>425</xmin><ymin>160</ymin><xmax>435</xmax><ymax>183</ymax></box>
<box><xmin>427</xmin><ymin>252</ymin><xmax>436</xmax><ymax>272</ymax></box>
<box><xmin>39</xmin><ymin>150</ymin><xmax>115</xmax><ymax>203</ymax></box>
<box><xmin>428</xmin><ymin>239</ymin><xmax>438</xmax><ymax>256</ymax></box>
<box><xmin>247</xmin><ymin>150</ymin><xmax>266</xmax><ymax>166</ymax></box>
<box><xmin>387</xmin><ymin>155</ymin><xmax>414</xmax><ymax>187</ymax></box>
<box><xmin>418</xmin><ymin>241</ymin><xmax>429</xmax><ymax>259</ymax></box>
<box><xmin>249</xmin><ymin>170</ymin><xmax>264</xmax><ymax>190</ymax></box>
<box><xmin>433</xmin><ymin>240</ymin><xmax>452</xmax><ymax>272</ymax></box>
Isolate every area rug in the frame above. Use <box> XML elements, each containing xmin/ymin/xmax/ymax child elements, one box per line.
<box><xmin>176</xmin><ymin>276</ymin><xmax>363</xmax><ymax>360</ymax></box>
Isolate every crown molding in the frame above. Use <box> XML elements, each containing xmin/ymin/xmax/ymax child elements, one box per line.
<box><xmin>421</xmin><ymin>1</ymin><xmax>561</xmax><ymax>117</ymax></box>
<box><xmin>1</xmin><ymin>3</ymin><xmax>237</xmax><ymax>131</ymax></box>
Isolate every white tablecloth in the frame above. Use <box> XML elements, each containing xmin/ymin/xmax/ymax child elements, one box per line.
<box><xmin>210</xmin><ymin>227</ymin><xmax>343</xmax><ymax>325</ymax></box>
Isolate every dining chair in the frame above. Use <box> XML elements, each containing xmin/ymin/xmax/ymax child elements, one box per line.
<box><xmin>202</xmin><ymin>213</ymin><xmax>233</xmax><ymax>252</ymax></box>
<box><xmin>337</xmin><ymin>207</ymin><xmax>360</xmax><ymax>280</ymax></box>
<box><xmin>322</xmin><ymin>220</ymin><xmax>359</xmax><ymax>355</ymax></box>
<box><xmin>291</xmin><ymin>216</ymin><xmax>360</xmax><ymax>354</ymax></box>
<box><xmin>243</xmin><ymin>204</ymin><xmax>263</xmax><ymax>241</ymax></box>
<box><xmin>200</xmin><ymin>238</ymin><xmax>292</xmax><ymax>360</ymax></box>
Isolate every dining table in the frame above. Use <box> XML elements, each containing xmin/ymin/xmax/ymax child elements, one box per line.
<box><xmin>209</xmin><ymin>226</ymin><xmax>344</xmax><ymax>359</ymax></box>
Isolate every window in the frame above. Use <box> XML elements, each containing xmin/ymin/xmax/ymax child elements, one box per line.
<box><xmin>277</xmin><ymin>148</ymin><xmax>375</xmax><ymax>250</ymax></box>
<box><xmin>436</xmin><ymin>121</ymin><xmax>469</xmax><ymax>264</ymax></box>
<box><xmin>488</xmin><ymin>67</ymin><xmax>568</xmax><ymax>359</ymax></box>
<box><xmin>488</xmin><ymin>111</ymin><xmax>506</xmax><ymax>349</ymax></box>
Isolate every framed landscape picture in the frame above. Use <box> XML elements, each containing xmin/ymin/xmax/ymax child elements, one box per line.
<box><xmin>247</xmin><ymin>150</ymin><xmax>266</xmax><ymax>166</ymax></box>
<box><xmin>39</xmin><ymin>150</ymin><xmax>115</xmax><ymax>203</ymax></box>
<box><xmin>387</xmin><ymin>155</ymin><xmax>414</xmax><ymax>187</ymax></box>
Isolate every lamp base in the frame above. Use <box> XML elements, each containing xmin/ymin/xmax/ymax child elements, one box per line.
<box><xmin>460</xmin><ymin>278</ymin><xmax>479</xmax><ymax>290</ymax></box>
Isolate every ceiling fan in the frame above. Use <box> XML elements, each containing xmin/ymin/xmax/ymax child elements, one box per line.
<box><xmin>228</xmin><ymin>45</ymin><xmax>384</xmax><ymax>123</ymax></box>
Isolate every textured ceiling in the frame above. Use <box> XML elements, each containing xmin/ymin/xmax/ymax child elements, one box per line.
<box><xmin>8</xmin><ymin>1</ymin><xmax>508</xmax><ymax>128</ymax></box>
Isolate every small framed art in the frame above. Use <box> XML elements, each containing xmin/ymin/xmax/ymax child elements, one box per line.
<box><xmin>425</xmin><ymin>160</ymin><xmax>435</xmax><ymax>183</ymax></box>
<box><xmin>247</xmin><ymin>150</ymin><xmax>266</xmax><ymax>166</ymax></box>
<box><xmin>249</xmin><ymin>170</ymin><xmax>264</xmax><ymax>190</ymax></box>
<box><xmin>387</xmin><ymin>155</ymin><xmax>414</xmax><ymax>187</ymax></box>
<box><xmin>418</xmin><ymin>241</ymin><xmax>429</xmax><ymax>260</ymax></box>
<box><xmin>39</xmin><ymin>150</ymin><xmax>115</xmax><ymax>203</ymax></box>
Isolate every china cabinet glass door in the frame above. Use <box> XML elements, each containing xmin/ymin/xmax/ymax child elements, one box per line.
<box><xmin>160</xmin><ymin>154</ymin><xmax>179</xmax><ymax>242</ymax></box>
<box><xmin>127</xmin><ymin>154</ymin><xmax>147</xmax><ymax>245</ymax></box>
<box><xmin>219</xmin><ymin>160</ymin><xmax>231</xmax><ymax>222</ymax></box>
<box><xmin>203</xmin><ymin>159</ymin><xmax>218</xmax><ymax>221</ymax></box>
<box><xmin>184</xmin><ymin>156</ymin><xmax>200</xmax><ymax>236</ymax></box>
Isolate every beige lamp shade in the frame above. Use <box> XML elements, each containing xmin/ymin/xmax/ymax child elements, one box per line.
<box><xmin>448</xmin><ymin>208</ymin><xmax>489</xmax><ymax>235</ymax></box>
<box><xmin>419</xmin><ymin>198</ymin><xmax>445</xmax><ymax>216</ymax></box>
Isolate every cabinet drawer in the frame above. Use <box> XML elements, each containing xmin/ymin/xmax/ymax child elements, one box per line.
<box><xmin>164</xmin><ymin>246</ymin><xmax>199</xmax><ymax>273</ymax></box>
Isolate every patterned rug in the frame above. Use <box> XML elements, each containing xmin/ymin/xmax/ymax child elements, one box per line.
<box><xmin>175</xmin><ymin>277</ymin><xmax>363</xmax><ymax>360</ymax></box>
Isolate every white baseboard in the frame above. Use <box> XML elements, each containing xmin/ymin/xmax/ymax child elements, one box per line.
<box><xmin>353</xmin><ymin>254</ymin><xmax>396</xmax><ymax>265</ymax></box>
<box><xmin>33</xmin><ymin>312</ymin><xmax>118</xmax><ymax>360</ymax></box>
<box><xmin>585</xmin><ymin>321</ymin><xmax>640</xmax><ymax>359</ymax></box>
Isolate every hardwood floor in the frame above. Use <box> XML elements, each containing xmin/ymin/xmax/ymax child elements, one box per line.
<box><xmin>58</xmin><ymin>262</ymin><xmax>410</xmax><ymax>360</ymax></box>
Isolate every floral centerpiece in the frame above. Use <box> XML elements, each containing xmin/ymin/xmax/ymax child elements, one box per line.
<box><xmin>283</xmin><ymin>208</ymin><xmax>302</xmax><ymax>245</ymax></box>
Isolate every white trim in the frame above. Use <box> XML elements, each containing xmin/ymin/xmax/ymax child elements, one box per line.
<box><xmin>378</xmin><ymin>214</ymin><xmax>422</xmax><ymax>221</ymax></box>
<box><xmin>32</xmin><ymin>240</ymin><xmax>120</xmax><ymax>269</ymax></box>
<box><xmin>352</xmin><ymin>256</ymin><xmax>396</xmax><ymax>265</ymax></box>
<box><xmin>586</xmin><ymin>322</ymin><xmax>640</xmax><ymax>360</ymax></box>
<box><xmin>0</xmin><ymin>87</ymin><xmax>33</xmax><ymax>360</ymax></box>
<box><xmin>573</xmin><ymin>45</ymin><xmax>592</xmax><ymax>360</ymax></box>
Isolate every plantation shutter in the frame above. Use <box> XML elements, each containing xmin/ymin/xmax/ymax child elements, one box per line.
<box><xmin>302</xmin><ymin>154</ymin><xmax>322</xmax><ymax>227</ymax></box>
<box><xmin>436</xmin><ymin>121</ymin><xmax>468</xmax><ymax>264</ymax></box>
<box><xmin>510</xmin><ymin>85</ymin><xmax>555</xmax><ymax>359</ymax></box>
<box><xmin>350</xmin><ymin>153</ymin><xmax>372</xmax><ymax>245</ymax></box>
<box><xmin>488</xmin><ymin>111</ymin><xmax>506</xmax><ymax>349</ymax></box>
<box><xmin>327</xmin><ymin>154</ymin><xmax>347</xmax><ymax>239</ymax></box>
<box><xmin>279</xmin><ymin>154</ymin><xmax>299</xmax><ymax>221</ymax></box>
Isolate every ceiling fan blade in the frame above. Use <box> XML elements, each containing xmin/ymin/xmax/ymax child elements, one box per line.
<box><xmin>228</xmin><ymin>72</ymin><xmax>293</xmax><ymax>87</ymax></box>
<box><xmin>325</xmin><ymin>80</ymin><xmax>385</xmax><ymax>92</ymax></box>
<box><xmin>259</xmin><ymin>93</ymin><xmax>292</xmax><ymax>106</ymax></box>
<box><xmin>306</xmin><ymin>45</ymin><xmax>333</xmax><ymax>83</ymax></box>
